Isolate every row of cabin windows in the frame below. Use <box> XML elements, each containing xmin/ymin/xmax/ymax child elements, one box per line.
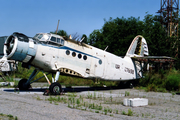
<box><xmin>66</xmin><ymin>50</ymin><xmax>87</xmax><ymax>60</ymax></box>
<box><xmin>65</xmin><ymin>50</ymin><xmax>102</xmax><ymax>65</ymax></box>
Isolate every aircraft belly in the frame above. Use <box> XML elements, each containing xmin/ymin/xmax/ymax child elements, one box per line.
<box><xmin>57</xmin><ymin>56</ymin><xmax>91</xmax><ymax>75</ymax></box>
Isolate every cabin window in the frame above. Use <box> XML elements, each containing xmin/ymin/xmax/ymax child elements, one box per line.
<box><xmin>56</xmin><ymin>38</ymin><xmax>64</xmax><ymax>45</ymax></box>
<box><xmin>72</xmin><ymin>52</ymin><xmax>76</xmax><ymax>57</ymax></box>
<box><xmin>83</xmin><ymin>55</ymin><xmax>87</xmax><ymax>60</ymax></box>
<box><xmin>66</xmin><ymin>50</ymin><xmax>70</xmax><ymax>55</ymax></box>
<box><xmin>49</xmin><ymin>36</ymin><xmax>64</xmax><ymax>46</ymax></box>
<box><xmin>57</xmin><ymin>38</ymin><xmax>60</xmax><ymax>43</ymax></box>
<box><xmin>50</xmin><ymin>37</ymin><xmax>56</xmax><ymax>42</ymax></box>
<box><xmin>61</xmin><ymin>39</ymin><xmax>64</xmax><ymax>45</ymax></box>
<box><xmin>78</xmin><ymin>54</ymin><xmax>82</xmax><ymax>59</ymax></box>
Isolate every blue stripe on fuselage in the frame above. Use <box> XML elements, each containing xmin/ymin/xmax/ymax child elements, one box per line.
<box><xmin>40</xmin><ymin>44</ymin><xmax>100</xmax><ymax>60</ymax></box>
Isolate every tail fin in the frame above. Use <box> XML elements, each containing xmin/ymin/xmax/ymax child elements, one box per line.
<box><xmin>126</xmin><ymin>35</ymin><xmax>149</xmax><ymax>57</ymax></box>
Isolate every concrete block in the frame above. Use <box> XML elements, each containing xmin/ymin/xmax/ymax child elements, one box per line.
<box><xmin>0</xmin><ymin>82</ymin><xmax>14</xmax><ymax>86</ymax></box>
<box><xmin>123</xmin><ymin>98</ymin><xmax>148</xmax><ymax>107</ymax></box>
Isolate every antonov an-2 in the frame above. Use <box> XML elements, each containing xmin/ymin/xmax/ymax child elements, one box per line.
<box><xmin>4</xmin><ymin>32</ymin><xmax>149</xmax><ymax>94</ymax></box>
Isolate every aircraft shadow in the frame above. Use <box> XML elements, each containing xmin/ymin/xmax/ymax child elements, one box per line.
<box><xmin>3</xmin><ymin>88</ymin><xmax>46</xmax><ymax>93</ymax></box>
<box><xmin>3</xmin><ymin>86</ymin><xmax>127</xmax><ymax>93</ymax></box>
<box><xmin>63</xmin><ymin>86</ymin><xmax>121</xmax><ymax>93</ymax></box>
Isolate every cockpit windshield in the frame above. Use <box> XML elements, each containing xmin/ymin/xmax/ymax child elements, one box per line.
<box><xmin>37</xmin><ymin>34</ymin><xmax>43</xmax><ymax>40</ymax></box>
<box><xmin>33</xmin><ymin>34</ymin><xmax>50</xmax><ymax>41</ymax></box>
<box><xmin>33</xmin><ymin>33</ymin><xmax>65</xmax><ymax>46</ymax></box>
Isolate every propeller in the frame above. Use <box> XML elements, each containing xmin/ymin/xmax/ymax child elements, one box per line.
<box><xmin>4</xmin><ymin>36</ymin><xmax>15</xmax><ymax>55</ymax></box>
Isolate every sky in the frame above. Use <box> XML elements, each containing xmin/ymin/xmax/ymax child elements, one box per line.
<box><xmin>0</xmin><ymin>0</ymin><xmax>160</xmax><ymax>37</ymax></box>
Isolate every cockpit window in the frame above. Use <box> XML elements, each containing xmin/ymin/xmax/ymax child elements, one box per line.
<box><xmin>38</xmin><ymin>34</ymin><xmax>43</xmax><ymax>40</ymax></box>
<box><xmin>33</xmin><ymin>34</ymin><xmax>50</xmax><ymax>41</ymax></box>
<box><xmin>41</xmin><ymin>34</ymin><xmax>50</xmax><ymax>41</ymax></box>
<box><xmin>34</xmin><ymin>34</ymin><xmax>39</xmax><ymax>38</ymax></box>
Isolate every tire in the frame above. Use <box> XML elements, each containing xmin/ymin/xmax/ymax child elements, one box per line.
<box><xmin>129</xmin><ymin>83</ymin><xmax>133</xmax><ymax>88</ymax></box>
<box><xmin>18</xmin><ymin>79</ymin><xmax>31</xmax><ymax>90</ymax></box>
<box><xmin>49</xmin><ymin>82</ymin><xmax>62</xmax><ymax>95</ymax></box>
<box><xmin>118</xmin><ymin>81</ymin><xmax>133</xmax><ymax>89</ymax></box>
<box><xmin>118</xmin><ymin>81</ymin><xmax>125</xmax><ymax>88</ymax></box>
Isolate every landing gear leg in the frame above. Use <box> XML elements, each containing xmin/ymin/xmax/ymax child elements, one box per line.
<box><xmin>49</xmin><ymin>71</ymin><xmax>62</xmax><ymax>95</ymax></box>
<box><xmin>18</xmin><ymin>69</ymin><xmax>39</xmax><ymax>90</ymax></box>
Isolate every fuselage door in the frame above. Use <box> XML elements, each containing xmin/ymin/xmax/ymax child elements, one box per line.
<box><xmin>91</xmin><ymin>52</ymin><xmax>105</xmax><ymax>78</ymax></box>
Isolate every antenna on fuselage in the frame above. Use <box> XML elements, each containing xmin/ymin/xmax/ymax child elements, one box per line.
<box><xmin>55</xmin><ymin>20</ymin><xmax>60</xmax><ymax>34</ymax></box>
<box><xmin>80</xmin><ymin>37</ymin><xmax>85</xmax><ymax>43</ymax></box>
<box><xmin>104</xmin><ymin>46</ymin><xmax>108</xmax><ymax>51</ymax></box>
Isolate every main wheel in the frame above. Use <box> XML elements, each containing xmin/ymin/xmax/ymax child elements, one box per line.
<box><xmin>49</xmin><ymin>82</ymin><xmax>62</xmax><ymax>95</ymax></box>
<box><xmin>18</xmin><ymin>79</ymin><xmax>31</xmax><ymax>90</ymax></box>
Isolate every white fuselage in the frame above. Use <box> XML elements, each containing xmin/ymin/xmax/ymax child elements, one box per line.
<box><xmin>31</xmin><ymin>40</ymin><xmax>136</xmax><ymax>81</ymax></box>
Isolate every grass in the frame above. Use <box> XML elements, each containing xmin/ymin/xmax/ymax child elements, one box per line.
<box><xmin>44</xmin><ymin>92</ymin><xmax>144</xmax><ymax>118</ymax></box>
<box><xmin>125</xmin><ymin>91</ymin><xmax>130</xmax><ymax>96</ymax></box>
<box><xmin>3</xmin><ymin>62</ymin><xmax>180</xmax><ymax>93</ymax></box>
<box><xmin>45</xmin><ymin>92</ymin><xmax>125</xmax><ymax>117</ymax></box>
<box><xmin>0</xmin><ymin>113</ymin><xmax>18</xmax><ymax>120</ymax></box>
<box><xmin>36</xmin><ymin>96</ymin><xmax>42</xmax><ymax>101</ymax></box>
<box><xmin>122</xmin><ymin>110</ymin><xmax>127</xmax><ymax>115</ymax></box>
<box><xmin>127</xmin><ymin>109</ymin><xmax>133</xmax><ymax>116</ymax></box>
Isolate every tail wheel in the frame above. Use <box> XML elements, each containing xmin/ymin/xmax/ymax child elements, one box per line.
<box><xmin>49</xmin><ymin>82</ymin><xmax>62</xmax><ymax>95</ymax></box>
<box><xmin>129</xmin><ymin>83</ymin><xmax>133</xmax><ymax>88</ymax></box>
<box><xmin>118</xmin><ymin>81</ymin><xmax>134</xmax><ymax>89</ymax></box>
<box><xmin>18</xmin><ymin>79</ymin><xmax>31</xmax><ymax>90</ymax></box>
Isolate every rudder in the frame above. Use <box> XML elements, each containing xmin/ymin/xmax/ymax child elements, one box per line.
<box><xmin>126</xmin><ymin>35</ymin><xmax>149</xmax><ymax>57</ymax></box>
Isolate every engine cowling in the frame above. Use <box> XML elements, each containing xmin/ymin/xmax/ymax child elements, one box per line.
<box><xmin>4</xmin><ymin>32</ymin><xmax>37</xmax><ymax>63</ymax></box>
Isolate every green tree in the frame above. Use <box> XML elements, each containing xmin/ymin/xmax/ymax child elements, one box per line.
<box><xmin>142</xmin><ymin>14</ymin><xmax>168</xmax><ymax>56</ymax></box>
<box><xmin>88</xmin><ymin>29</ymin><xmax>103</xmax><ymax>48</ymax></box>
<box><xmin>88</xmin><ymin>17</ymin><xmax>144</xmax><ymax>56</ymax></box>
<box><xmin>51</xmin><ymin>30</ymin><xmax>68</xmax><ymax>38</ymax></box>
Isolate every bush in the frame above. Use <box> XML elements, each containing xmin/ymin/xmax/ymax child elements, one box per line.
<box><xmin>165</xmin><ymin>74</ymin><xmax>180</xmax><ymax>91</ymax></box>
<box><xmin>139</xmin><ymin>69</ymin><xmax>180</xmax><ymax>92</ymax></box>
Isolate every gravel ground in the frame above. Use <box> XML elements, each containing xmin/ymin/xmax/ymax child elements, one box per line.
<box><xmin>0</xmin><ymin>85</ymin><xmax>180</xmax><ymax>120</ymax></box>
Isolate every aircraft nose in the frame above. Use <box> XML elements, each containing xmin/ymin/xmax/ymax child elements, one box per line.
<box><xmin>4</xmin><ymin>32</ymin><xmax>37</xmax><ymax>63</ymax></box>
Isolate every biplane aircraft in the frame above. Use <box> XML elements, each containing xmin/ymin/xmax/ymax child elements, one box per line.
<box><xmin>4</xmin><ymin>32</ymin><xmax>150</xmax><ymax>94</ymax></box>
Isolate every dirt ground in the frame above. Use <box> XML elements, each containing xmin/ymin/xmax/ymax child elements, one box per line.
<box><xmin>0</xmin><ymin>84</ymin><xmax>180</xmax><ymax>120</ymax></box>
